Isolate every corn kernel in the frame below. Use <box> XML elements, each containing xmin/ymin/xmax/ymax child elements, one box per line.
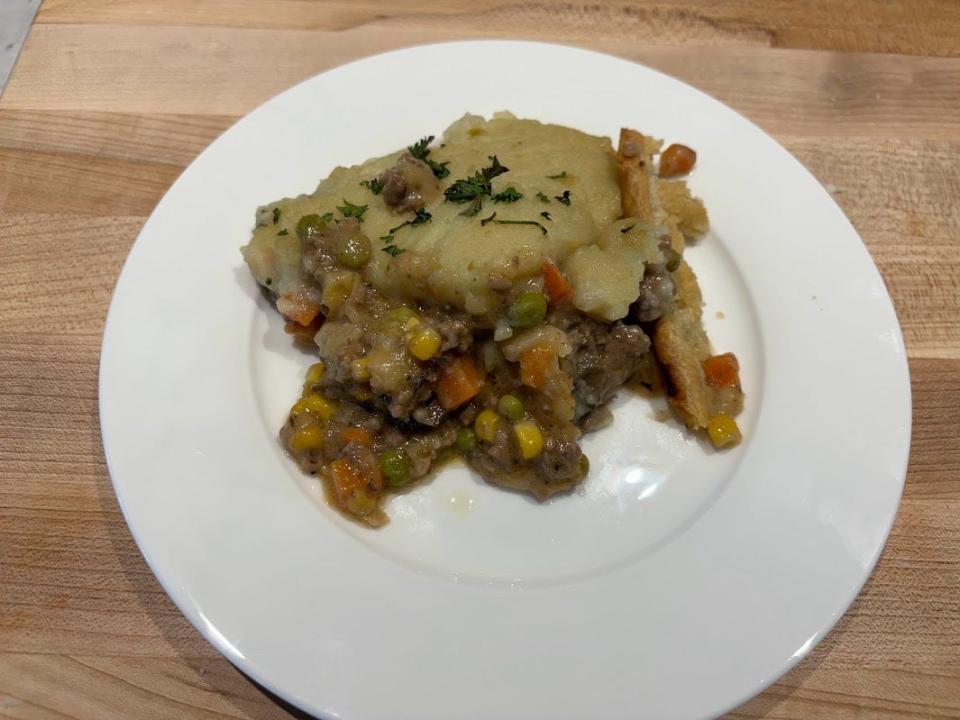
<box><xmin>408</xmin><ymin>326</ymin><xmax>442</xmax><ymax>361</ymax></box>
<box><xmin>351</xmin><ymin>356</ymin><xmax>371</xmax><ymax>381</ymax></box>
<box><xmin>289</xmin><ymin>425</ymin><xmax>324</xmax><ymax>452</ymax></box>
<box><xmin>303</xmin><ymin>361</ymin><xmax>325</xmax><ymax>390</ymax></box>
<box><xmin>292</xmin><ymin>393</ymin><xmax>336</xmax><ymax>420</ymax></box>
<box><xmin>403</xmin><ymin>317</ymin><xmax>422</xmax><ymax>332</ymax></box>
<box><xmin>474</xmin><ymin>409</ymin><xmax>500</xmax><ymax>443</ymax></box>
<box><xmin>707</xmin><ymin>414</ymin><xmax>742</xmax><ymax>449</ymax></box>
<box><xmin>513</xmin><ymin>421</ymin><xmax>544</xmax><ymax>460</ymax></box>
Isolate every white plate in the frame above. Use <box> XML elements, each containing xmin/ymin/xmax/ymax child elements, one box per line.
<box><xmin>99</xmin><ymin>41</ymin><xmax>911</xmax><ymax>720</ymax></box>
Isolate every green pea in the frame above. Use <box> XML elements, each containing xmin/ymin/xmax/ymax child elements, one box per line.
<box><xmin>379</xmin><ymin>448</ymin><xmax>412</xmax><ymax>487</ymax></box>
<box><xmin>296</xmin><ymin>213</ymin><xmax>327</xmax><ymax>241</ymax></box>
<box><xmin>454</xmin><ymin>427</ymin><xmax>477</xmax><ymax>453</ymax></box>
<box><xmin>335</xmin><ymin>233</ymin><xmax>371</xmax><ymax>269</ymax></box>
<box><xmin>497</xmin><ymin>394</ymin><xmax>524</xmax><ymax>421</ymax></box>
<box><xmin>507</xmin><ymin>292</ymin><xmax>547</xmax><ymax>328</ymax></box>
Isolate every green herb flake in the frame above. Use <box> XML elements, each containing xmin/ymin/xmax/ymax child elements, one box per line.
<box><xmin>546</xmin><ymin>171</ymin><xmax>568</xmax><ymax>180</ymax></box>
<box><xmin>494</xmin><ymin>219</ymin><xmax>548</xmax><ymax>235</ymax></box>
<box><xmin>408</xmin><ymin>136</ymin><xmax>434</xmax><ymax>160</ymax></box>
<box><xmin>492</xmin><ymin>186</ymin><xmax>523</xmax><ymax>203</ymax></box>
<box><xmin>361</xmin><ymin>178</ymin><xmax>384</xmax><ymax>195</ymax></box>
<box><xmin>388</xmin><ymin>208</ymin><xmax>432</xmax><ymax>234</ymax></box>
<box><xmin>540</xmin><ymin>211</ymin><xmax>552</xmax><ymax>221</ymax></box>
<box><xmin>555</xmin><ymin>190</ymin><xmax>572</xmax><ymax>206</ymax></box>
<box><xmin>380</xmin><ymin>234</ymin><xmax>395</xmax><ymax>243</ymax></box>
<box><xmin>410</xmin><ymin>208</ymin><xmax>432</xmax><ymax>226</ymax></box>
<box><xmin>337</xmin><ymin>199</ymin><xmax>369</xmax><ymax>222</ymax></box>
<box><xmin>444</xmin><ymin>155</ymin><xmax>510</xmax><ymax>210</ymax></box>
<box><xmin>536</xmin><ymin>191</ymin><xmax>551</xmax><ymax>203</ymax></box>
<box><xmin>408</xmin><ymin>135</ymin><xmax>450</xmax><ymax>179</ymax></box>
<box><xmin>382</xmin><ymin>245</ymin><xmax>406</xmax><ymax>257</ymax></box>
<box><xmin>426</xmin><ymin>159</ymin><xmax>450</xmax><ymax>179</ymax></box>
<box><xmin>265</xmin><ymin>277</ymin><xmax>273</xmax><ymax>286</ymax></box>
<box><xmin>480</xmin><ymin>212</ymin><xmax>497</xmax><ymax>227</ymax></box>
<box><xmin>276</xmin><ymin>228</ymin><xmax>289</xmax><ymax>236</ymax></box>
<box><xmin>272</xmin><ymin>207</ymin><xmax>281</xmax><ymax>224</ymax></box>
<box><xmin>320</xmin><ymin>212</ymin><xmax>335</xmax><ymax>224</ymax></box>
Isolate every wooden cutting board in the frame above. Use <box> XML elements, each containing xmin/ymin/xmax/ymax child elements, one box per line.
<box><xmin>1</xmin><ymin>2</ymin><xmax>958</xmax><ymax>718</ymax></box>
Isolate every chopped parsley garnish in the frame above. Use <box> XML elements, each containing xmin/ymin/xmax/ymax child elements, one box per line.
<box><xmin>408</xmin><ymin>136</ymin><xmax>433</xmax><ymax>160</ymax></box>
<box><xmin>555</xmin><ymin>190</ymin><xmax>572</xmax><ymax>206</ymax></box>
<box><xmin>277</xmin><ymin>228</ymin><xmax>289</xmax><ymax>236</ymax></box>
<box><xmin>445</xmin><ymin>155</ymin><xmax>510</xmax><ymax>216</ymax></box>
<box><xmin>494</xmin><ymin>219</ymin><xmax>548</xmax><ymax>235</ymax></box>
<box><xmin>408</xmin><ymin>135</ymin><xmax>450</xmax><ymax>179</ymax></box>
<box><xmin>380</xmin><ymin>234</ymin><xmax>395</xmax><ymax>243</ymax></box>
<box><xmin>540</xmin><ymin>211</ymin><xmax>552</xmax><ymax>221</ymax></box>
<box><xmin>382</xmin><ymin>245</ymin><xmax>406</xmax><ymax>257</ymax></box>
<box><xmin>426</xmin><ymin>159</ymin><xmax>450</xmax><ymax>179</ymax></box>
<box><xmin>320</xmin><ymin>212</ymin><xmax>335</xmax><ymax>224</ymax></box>
<box><xmin>265</xmin><ymin>277</ymin><xmax>273</xmax><ymax>286</ymax></box>
<box><xmin>337</xmin><ymin>199</ymin><xmax>369</xmax><ymax>221</ymax></box>
<box><xmin>492</xmin><ymin>186</ymin><xmax>523</xmax><ymax>203</ymax></box>
<box><xmin>480</xmin><ymin>211</ymin><xmax>547</xmax><ymax>235</ymax></box>
<box><xmin>360</xmin><ymin>178</ymin><xmax>384</xmax><ymax>195</ymax></box>
<box><xmin>546</xmin><ymin>171</ymin><xmax>568</xmax><ymax>180</ymax></box>
<box><xmin>388</xmin><ymin>208</ymin><xmax>432</xmax><ymax>234</ymax></box>
<box><xmin>536</xmin><ymin>191</ymin><xmax>550</xmax><ymax>203</ymax></box>
<box><xmin>272</xmin><ymin>207</ymin><xmax>281</xmax><ymax>224</ymax></box>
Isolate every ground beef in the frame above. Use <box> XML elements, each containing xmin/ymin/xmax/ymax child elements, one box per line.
<box><xmin>378</xmin><ymin>153</ymin><xmax>441</xmax><ymax>213</ymax></box>
<box><xmin>553</xmin><ymin>311</ymin><xmax>652</xmax><ymax>423</ymax></box>
<box><xmin>634</xmin><ymin>266</ymin><xmax>675</xmax><ymax>322</ymax></box>
<box><xmin>301</xmin><ymin>217</ymin><xmax>364</xmax><ymax>281</ymax></box>
<box><xmin>535</xmin><ymin>433</ymin><xmax>584</xmax><ymax>486</ymax></box>
<box><xmin>412</xmin><ymin>402</ymin><xmax>446</xmax><ymax>427</ymax></box>
<box><xmin>466</xmin><ymin>422</ymin><xmax>584</xmax><ymax>500</ymax></box>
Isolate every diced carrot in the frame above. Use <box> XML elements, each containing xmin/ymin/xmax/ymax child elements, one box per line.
<box><xmin>519</xmin><ymin>345</ymin><xmax>556</xmax><ymax>390</ymax></box>
<box><xmin>341</xmin><ymin>427</ymin><xmax>373</xmax><ymax>445</ymax></box>
<box><xmin>703</xmin><ymin>352</ymin><xmax>740</xmax><ymax>388</ymax></box>
<box><xmin>436</xmin><ymin>355</ymin><xmax>485</xmax><ymax>410</ymax></box>
<box><xmin>659</xmin><ymin>143</ymin><xmax>697</xmax><ymax>178</ymax></box>
<box><xmin>278</xmin><ymin>290</ymin><xmax>322</xmax><ymax>326</ymax></box>
<box><xmin>329</xmin><ymin>458</ymin><xmax>364</xmax><ymax>505</ymax></box>
<box><xmin>284</xmin><ymin>315</ymin><xmax>323</xmax><ymax>346</ymax></box>
<box><xmin>541</xmin><ymin>260</ymin><xmax>571</xmax><ymax>304</ymax></box>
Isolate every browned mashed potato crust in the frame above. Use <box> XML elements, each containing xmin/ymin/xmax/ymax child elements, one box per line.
<box><xmin>242</xmin><ymin>113</ymin><xmax>744</xmax><ymax>526</ymax></box>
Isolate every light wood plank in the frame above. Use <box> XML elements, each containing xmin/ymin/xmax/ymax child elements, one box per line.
<box><xmin>34</xmin><ymin>0</ymin><xmax>960</xmax><ymax>58</ymax></box>
<box><xmin>0</xmin><ymin>111</ymin><xmax>233</xmax><ymax>167</ymax></box>
<box><xmin>2</xmin><ymin>26</ymin><xmax>959</xmax><ymax>143</ymax></box>
<box><xmin>0</xmin><ymin>149</ymin><xmax>180</xmax><ymax>215</ymax></box>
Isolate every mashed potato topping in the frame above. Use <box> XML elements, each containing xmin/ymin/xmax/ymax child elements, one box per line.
<box><xmin>244</xmin><ymin>114</ymin><xmax>655</xmax><ymax>319</ymax></box>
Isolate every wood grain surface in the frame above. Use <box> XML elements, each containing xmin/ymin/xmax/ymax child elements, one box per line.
<box><xmin>1</xmin><ymin>1</ymin><xmax>958</xmax><ymax>718</ymax></box>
